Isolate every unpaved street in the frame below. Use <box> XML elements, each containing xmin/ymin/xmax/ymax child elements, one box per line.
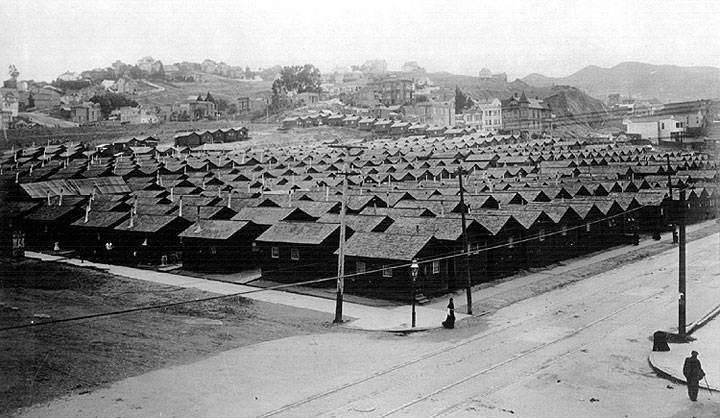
<box><xmin>17</xmin><ymin>232</ymin><xmax>720</xmax><ymax>417</ymax></box>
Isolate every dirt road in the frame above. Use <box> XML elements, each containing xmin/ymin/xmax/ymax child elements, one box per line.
<box><xmin>16</xmin><ymin>233</ymin><xmax>720</xmax><ymax>417</ymax></box>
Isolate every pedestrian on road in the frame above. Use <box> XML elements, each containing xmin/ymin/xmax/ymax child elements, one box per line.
<box><xmin>442</xmin><ymin>298</ymin><xmax>455</xmax><ymax>329</ymax></box>
<box><xmin>683</xmin><ymin>350</ymin><xmax>705</xmax><ymax>401</ymax></box>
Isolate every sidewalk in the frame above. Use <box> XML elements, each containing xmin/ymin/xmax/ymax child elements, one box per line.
<box><xmin>649</xmin><ymin>307</ymin><xmax>720</xmax><ymax>392</ymax></box>
<box><xmin>24</xmin><ymin>252</ymin><xmax>464</xmax><ymax>332</ymax></box>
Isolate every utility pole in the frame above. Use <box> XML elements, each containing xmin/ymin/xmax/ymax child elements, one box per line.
<box><xmin>329</xmin><ymin>143</ymin><xmax>366</xmax><ymax>323</ymax></box>
<box><xmin>457</xmin><ymin>167</ymin><xmax>472</xmax><ymax>314</ymax></box>
<box><xmin>666</xmin><ymin>154</ymin><xmax>676</xmax><ymax>243</ymax></box>
<box><xmin>666</xmin><ymin>154</ymin><xmax>673</xmax><ymax>199</ymax></box>
<box><xmin>678</xmin><ymin>187</ymin><xmax>687</xmax><ymax>336</ymax></box>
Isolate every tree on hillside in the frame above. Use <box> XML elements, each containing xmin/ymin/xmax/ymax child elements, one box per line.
<box><xmin>216</xmin><ymin>98</ymin><xmax>228</xmax><ymax>112</ymax></box>
<box><xmin>270</xmin><ymin>64</ymin><xmax>322</xmax><ymax>112</ymax></box>
<box><xmin>273</xmin><ymin>64</ymin><xmax>322</xmax><ymax>95</ymax></box>
<box><xmin>205</xmin><ymin>92</ymin><xmax>215</xmax><ymax>103</ymax></box>
<box><xmin>89</xmin><ymin>93</ymin><xmax>139</xmax><ymax>118</ymax></box>
<box><xmin>455</xmin><ymin>87</ymin><xmax>467</xmax><ymax>114</ymax></box>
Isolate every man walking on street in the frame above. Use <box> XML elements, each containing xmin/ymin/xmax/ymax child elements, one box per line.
<box><xmin>683</xmin><ymin>350</ymin><xmax>705</xmax><ymax>401</ymax></box>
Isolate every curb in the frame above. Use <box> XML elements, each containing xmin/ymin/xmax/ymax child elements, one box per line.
<box><xmin>688</xmin><ymin>303</ymin><xmax>720</xmax><ymax>335</ymax></box>
<box><xmin>648</xmin><ymin>352</ymin><xmax>719</xmax><ymax>391</ymax></box>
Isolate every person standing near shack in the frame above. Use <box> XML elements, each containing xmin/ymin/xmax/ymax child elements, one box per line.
<box><xmin>683</xmin><ymin>350</ymin><xmax>705</xmax><ymax>401</ymax></box>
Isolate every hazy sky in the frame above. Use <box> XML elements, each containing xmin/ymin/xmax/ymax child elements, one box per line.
<box><xmin>1</xmin><ymin>0</ymin><xmax>719</xmax><ymax>82</ymax></box>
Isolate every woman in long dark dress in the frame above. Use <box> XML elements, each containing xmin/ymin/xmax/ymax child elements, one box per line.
<box><xmin>442</xmin><ymin>298</ymin><xmax>455</xmax><ymax>329</ymax></box>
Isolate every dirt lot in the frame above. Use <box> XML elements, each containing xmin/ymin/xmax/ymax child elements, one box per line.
<box><xmin>0</xmin><ymin>259</ymin><xmax>341</xmax><ymax>415</ymax></box>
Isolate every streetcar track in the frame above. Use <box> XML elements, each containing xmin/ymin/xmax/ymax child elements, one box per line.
<box><xmin>258</xmin><ymin>287</ymin><xmax>664</xmax><ymax>417</ymax></box>
<box><xmin>256</xmin><ymin>234</ymin><xmax>719</xmax><ymax>417</ymax></box>
<box><xmin>378</xmin><ymin>290</ymin><xmax>664</xmax><ymax>417</ymax></box>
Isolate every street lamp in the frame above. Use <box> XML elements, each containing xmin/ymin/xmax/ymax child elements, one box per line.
<box><xmin>410</xmin><ymin>259</ymin><xmax>419</xmax><ymax>328</ymax></box>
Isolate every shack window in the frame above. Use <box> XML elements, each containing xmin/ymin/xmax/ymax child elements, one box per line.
<box><xmin>271</xmin><ymin>246</ymin><xmax>279</xmax><ymax>258</ymax></box>
<box><xmin>561</xmin><ymin>226</ymin><xmax>568</xmax><ymax>236</ymax></box>
<box><xmin>539</xmin><ymin>229</ymin><xmax>545</xmax><ymax>241</ymax></box>
<box><xmin>210</xmin><ymin>246</ymin><xmax>217</xmax><ymax>255</ymax></box>
<box><xmin>382</xmin><ymin>265</ymin><xmax>392</xmax><ymax>278</ymax></box>
<box><xmin>508</xmin><ymin>237</ymin><xmax>515</xmax><ymax>248</ymax></box>
<box><xmin>356</xmin><ymin>261</ymin><xmax>366</xmax><ymax>274</ymax></box>
<box><xmin>290</xmin><ymin>248</ymin><xmax>299</xmax><ymax>260</ymax></box>
<box><xmin>432</xmin><ymin>260</ymin><xmax>440</xmax><ymax>274</ymax></box>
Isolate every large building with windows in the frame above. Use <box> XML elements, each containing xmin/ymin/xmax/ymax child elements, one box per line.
<box><xmin>371</xmin><ymin>78</ymin><xmax>414</xmax><ymax>106</ymax></box>
<box><xmin>459</xmin><ymin>98</ymin><xmax>503</xmax><ymax>133</ymax></box>
<box><xmin>501</xmin><ymin>92</ymin><xmax>550</xmax><ymax>134</ymax></box>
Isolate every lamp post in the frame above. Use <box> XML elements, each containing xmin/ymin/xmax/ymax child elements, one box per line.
<box><xmin>411</xmin><ymin>259</ymin><xmax>419</xmax><ymax>328</ymax></box>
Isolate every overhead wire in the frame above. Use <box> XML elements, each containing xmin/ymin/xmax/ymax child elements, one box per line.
<box><xmin>1</xmin><ymin>205</ymin><xmax>649</xmax><ymax>333</ymax></box>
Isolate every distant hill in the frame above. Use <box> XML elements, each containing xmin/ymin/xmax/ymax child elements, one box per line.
<box><xmin>543</xmin><ymin>86</ymin><xmax>609</xmax><ymax>129</ymax></box>
<box><xmin>427</xmin><ymin>72</ymin><xmax>609</xmax><ymax>128</ymax></box>
<box><xmin>522</xmin><ymin>62</ymin><xmax>720</xmax><ymax>102</ymax></box>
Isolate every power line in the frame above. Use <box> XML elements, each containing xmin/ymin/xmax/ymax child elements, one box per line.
<box><xmin>1</xmin><ymin>205</ymin><xmax>649</xmax><ymax>333</ymax></box>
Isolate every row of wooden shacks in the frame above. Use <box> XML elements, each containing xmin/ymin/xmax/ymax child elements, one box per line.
<box><xmin>282</xmin><ymin>112</ymin><xmax>475</xmax><ymax>138</ymax></box>
<box><xmin>3</xmin><ymin>134</ymin><xmax>718</xmax><ymax>301</ymax></box>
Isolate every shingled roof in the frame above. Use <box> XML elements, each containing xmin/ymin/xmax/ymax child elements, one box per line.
<box><xmin>340</xmin><ymin>232</ymin><xmax>434</xmax><ymax>261</ymax></box>
<box><xmin>255</xmin><ymin>222</ymin><xmax>339</xmax><ymax>245</ymax></box>
<box><xmin>178</xmin><ymin>219</ymin><xmax>251</xmax><ymax>240</ymax></box>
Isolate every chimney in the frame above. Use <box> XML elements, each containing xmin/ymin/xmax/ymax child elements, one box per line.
<box><xmin>287</xmin><ymin>190</ymin><xmax>292</xmax><ymax>207</ymax></box>
<box><xmin>133</xmin><ymin>196</ymin><xmax>138</xmax><ymax>215</ymax></box>
<box><xmin>84</xmin><ymin>204</ymin><xmax>90</xmax><ymax>223</ymax></box>
<box><xmin>47</xmin><ymin>191</ymin><xmax>51</xmax><ymax>206</ymax></box>
<box><xmin>196</xmin><ymin>205</ymin><xmax>201</xmax><ymax>221</ymax></box>
<box><xmin>217</xmin><ymin>186</ymin><xmax>221</xmax><ymax>198</ymax></box>
<box><xmin>179</xmin><ymin>196</ymin><xmax>183</xmax><ymax>217</ymax></box>
<box><xmin>15</xmin><ymin>171</ymin><xmax>19</xmax><ymax>184</ymax></box>
<box><xmin>227</xmin><ymin>191</ymin><xmax>232</xmax><ymax>208</ymax></box>
<box><xmin>416</xmin><ymin>224</ymin><xmax>420</xmax><ymax>234</ymax></box>
<box><xmin>170</xmin><ymin>186</ymin><xmax>174</xmax><ymax>202</ymax></box>
<box><xmin>325</xmin><ymin>186</ymin><xmax>329</xmax><ymax>202</ymax></box>
<box><xmin>58</xmin><ymin>187</ymin><xmax>64</xmax><ymax>206</ymax></box>
<box><xmin>129</xmin><ymin>210</ymin><xmax>135</xmax><ymax>228</ymax></box>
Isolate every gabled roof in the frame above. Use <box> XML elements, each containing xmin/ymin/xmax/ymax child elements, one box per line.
<box><xmin>178</xmin><ymin>219</ymin><xmax>251</xmax><ymax>240</ymax></box>
<box><xmin>71</xmin><ymin>211</ymin><xmax>128</xmax><ymax>228</ymax></box>
<box><xmin>340</xmin><ymin>232</ymin><xmax>434</xmax><ymax>261</ymax></box>
<box><xmin>115</xmin><ymin>214</ymin><xmax>184</xmax><ymax>233</ymax></box>
<box><xmin>255</xmin><ymin>221</ymin><xmax>339</xmax><ymax>245</ymax></box>
<box><xmin>231</xmin><ymin>206</ymin><xmax>313</xmax><ymax>225</ymax></box>
<box><xmin>25</xmin><ymin>205</ymin><xmax>81</xmax><ymax>222</ymax></box>
<box><xmin>383</xmin><ymin>216</ymin><xmax>478</xmax><ymax>241</ymax></box>
<box><xmin>316</xmin><ymin>214</ymin><xmax>392</xmax><ymax>232</ymax></box>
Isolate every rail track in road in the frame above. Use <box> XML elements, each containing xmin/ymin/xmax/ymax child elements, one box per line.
<box><xmin>259</xmin><ymin>288</ymin><xmax>666</xmax><ymax>418</ymax></box>
<box><xmin>382</xmin><ymin>290</ymin><xmax>665</xmax><ymax>417</ymax></box>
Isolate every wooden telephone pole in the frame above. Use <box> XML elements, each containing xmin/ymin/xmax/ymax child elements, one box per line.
<box><xmin>329</xmin><ymin>143</ymin><xmax>366</xmax><ymax>323</ymax></box>
<box><xmin>457</xmin><ymin>167</ymin><xmax>472</xmax><ymax>314</ymax></box>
